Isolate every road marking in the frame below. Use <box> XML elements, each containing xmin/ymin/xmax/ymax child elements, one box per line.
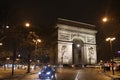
<box><xmin>75</xmin><ymin>71</ymin><xmax>79</xmax><ymax>80</ymax></box>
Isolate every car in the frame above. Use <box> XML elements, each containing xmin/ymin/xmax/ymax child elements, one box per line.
<box><xmin>38</xmin><ymin>65</ymin><xmax>56</xmax><ymax>80</ymax></box>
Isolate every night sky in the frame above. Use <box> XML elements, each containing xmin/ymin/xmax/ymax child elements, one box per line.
<box><xmin>0</xmin><ymin>0</ymin><xmax>120</xmax><ymax>61</ymax></box>
<box><xmin>1</xmin><ymin>0</ymin><xmax>120</xmax><ymax>25</ymax></box>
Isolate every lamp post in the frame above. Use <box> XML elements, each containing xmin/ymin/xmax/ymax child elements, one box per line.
<box><xmin>25</xmin><ymin>23</ymin><xmax>41</xmax><ymax>72</ymax></box>
<box><xmin>33</xmin><ymin>39</ymin><xmax>41</xmax><ymax>51</ymax></box>
<box><xmin>25</xmin><ymin>22</ymin><xmax>32</xmax><ymax>73</ymax></box>
<box><xmin>106</xmin><ymin>37</ymin><xmax>116</xmax><ymax>75</ymax></box>
<box><xmin>33</xmin><ymin>38</ymin><xmax>41</xmax><ymax>69</ymax></box>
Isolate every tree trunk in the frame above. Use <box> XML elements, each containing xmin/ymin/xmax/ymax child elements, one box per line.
<box><xmin>27</xmin><ymin>52</ymin><xmax>31</xmax><ymax>73</ymax></box>
<box><xmin>12</xmin><ymin>46</ymin><xmax>16</xmax><ymax>76</ymax></box>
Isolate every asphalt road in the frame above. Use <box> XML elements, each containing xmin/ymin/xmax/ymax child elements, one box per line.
<box><xmin>0</xmin><ymin>68</ymin><xmax>112</xmax><ymax>80</ymax></box>
<box><xmin>75</xmin><ymin>68</ymin><xmax>111</xmax><ymax>80</ymax></box>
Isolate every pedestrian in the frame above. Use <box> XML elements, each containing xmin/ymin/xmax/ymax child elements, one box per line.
<box><xmin>103</xmin><ymin>62</ymin><xmax>106</xmax><ymax>72</ymax></box>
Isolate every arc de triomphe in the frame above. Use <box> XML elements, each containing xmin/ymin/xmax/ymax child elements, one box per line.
<box><xmin>54</xmin><ymin>18</ymin><xmax>97</xmax><ymax>65</ymax></box>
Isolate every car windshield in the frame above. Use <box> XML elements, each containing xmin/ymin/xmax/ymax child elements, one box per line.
<box><xmin>41</xmin><ymin>66</ymin><xmax>53</xmax><ymax>72</ymax></box>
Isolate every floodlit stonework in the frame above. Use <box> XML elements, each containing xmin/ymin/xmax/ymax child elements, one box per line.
<box><xmin>53</xmin><ymin>18</ymin><xmax>97</xmax><ymax>65</ymax></box>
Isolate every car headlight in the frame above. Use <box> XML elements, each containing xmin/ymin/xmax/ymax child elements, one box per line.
<box><xmin>46</xmin><ymin>72</ymin><xmax>51</xmax><ymax>75</ymax></box>
<box><xmin>38</xmin><ymin>72</ymin><xmax>41</xmax><ymax>75</ymax></box>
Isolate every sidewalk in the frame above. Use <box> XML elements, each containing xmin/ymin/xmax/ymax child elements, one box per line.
<box><xmin>103</xmin><ymin>71</ymin><xmax>120</xmax><ymax>79</ymax></box>
<box><xmin>9</xmin><ymin>69</ymin><xmax>39</xmax><ymax>79</ymax></box>
<box><xmin>0</xmin><ymin>68</ymin><xmax>40</xmax><ymax>79</ymax></box>
<box><xmin>96</xmin><ymin>68</ymin><xmax>120</xmax><ymax>79</ymax></box>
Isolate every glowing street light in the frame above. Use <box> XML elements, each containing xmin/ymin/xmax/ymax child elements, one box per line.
<box><xmin>37</xmin><ymin>39</ymin><xmax>41</xmax><ymax>43</ymax></box>
<box><xmin>0</xmin><ymin>43</ymin><xmax>3</xmax><ymax>46</ymax></box>
<box><xmin>102</xmin><ymin>17</ymin><xmax>108</xmax><ymax>22</ymax></box>
<box><xmin>33</xmin><ymin>39</ymin><xmax>41</xmax><ymax>46</ymax></box>
<box><xmin>6</xmin><ymin>26</ymin><xmax>9</xmax><ymax>28</ymax></box>
<box><xmin>33</xmin><ymin>38</ymin><xmax>41</xmax><ymax>54</ymax></box>
<box><xmin>106</xmin><ymin>37</ymin><xmax>116</xmax><ymax>42</ymax></box>
<box><xmin>25</xmin><ymin>23</ymin><xmax>30</xmax><ymax>28</ymax></box>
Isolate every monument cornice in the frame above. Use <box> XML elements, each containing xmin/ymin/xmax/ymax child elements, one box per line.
<box><xmin>57</xmin><ymin>18</ymin><xmax>97</xmax><ymax>30</ymax></box>
<box><xmin>57</xmin><ymin>24</ymin><xmax>97</xmax><ymax>35</ymax></box>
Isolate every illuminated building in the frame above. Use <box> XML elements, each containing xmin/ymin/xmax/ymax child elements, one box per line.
<box><xmin>51</xmin><ymin>18</ymin><xmax>97</xmax><ymax>65</ymax></box>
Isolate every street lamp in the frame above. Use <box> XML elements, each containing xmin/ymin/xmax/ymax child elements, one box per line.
<box><xmin>106</xmin><ymin>37</ymin><xmax>116</xmax><ymax>75</ymax></box>
<box><xmin>6</xmin><ymin>26</ymin><xmax>9</xmax><ymax>28</ymax></box>
<box><xmin>25</xmin><ymin>23</ymin><xmax>41</xmax><ymax>73</ymax></box>
<box><xmin>33</xmin><ymin>39</ymin><xmax>41</xmax><ymax>69</ymax></box>
<box><xmin>102</xmin><ymin>17</ymin><xmax>108</xmax><ymax>22</ymax></box>
<box><xmin>25</xmin><ymin>23</ymin><xmax>30</xmax><ymax>28</ymax></box>
<box><xmin>0</xmin><ymin>42</ymin><xmax>3</xmax><ymax>46</ymax></box>
<box><xmin>25</xmin><ymin>22</ymin><xmax>32</xmax><ymax>73</ymax></box>
<box><xmin>33</xmin><ymin>38</ymin><xmax>41</xmax><ymax>49</ymax></box>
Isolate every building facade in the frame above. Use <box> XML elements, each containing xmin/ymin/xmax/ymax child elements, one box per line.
<box><xmin>53</xmin><ymin>18</ymin><xmax>97</xmax><ymax>65</ymax></box>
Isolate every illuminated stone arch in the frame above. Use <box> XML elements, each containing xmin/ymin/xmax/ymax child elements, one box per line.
<box><xmin>55</xmin><ymin>18</ymin><xmax>97</xmax><ymax>65</ymax></box>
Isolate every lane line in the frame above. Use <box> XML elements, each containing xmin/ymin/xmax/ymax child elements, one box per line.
<box><xmin>75</xmin><ymin>71</ymin><xmax>79</xmax><ymax>80</ymax></box>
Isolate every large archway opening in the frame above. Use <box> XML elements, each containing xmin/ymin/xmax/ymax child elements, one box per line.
<box><xmin>73</xmin><ymin>39</ymin><xmax>84</xmax><ymax>65</ymax></box>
